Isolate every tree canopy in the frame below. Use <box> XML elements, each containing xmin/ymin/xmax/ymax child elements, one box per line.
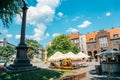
<box><xmin>0</xmin><ymin>0</ymin><xmax>23</xmax><ymax>27</ymax></box>
<box><xmin>47</xmin><ymin>34</ymin><xmax>80</xmax><ymax>57</ymax></box>
<box><xmin>25</xmin><ymin>39</ymin><xmax>42</xmax><ymax>59</ymax></box>
<box><xmin>0</xmin><ymin>45</ymin><xmax>16</xmax><ymax>57</ymax></box>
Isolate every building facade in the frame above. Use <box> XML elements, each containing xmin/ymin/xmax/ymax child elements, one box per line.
<box><xmin>79</xmin><ymin>34</ymin><xmax>87</xmax><ymax>54</ymax></box>
<box><xmin>48</xmin><ymin>27</ymin><xmax>120</xmax><ymax>59</ymax></box>
<box><xmin>0</xmin><ymin>38</ymin><xmax>16</xmax><ymax>47</ymax></box>
<box><xmin>86</xmin><ymin>27</ymin><xmax>120</xmax><ymax>59</ymax></box>
<box><xmin>68</xmin><ymin>33</ymin><xmax>80</xmax><ymax>48</ymax></box>
<box><xmin>68</xmin><ymin>33</ymin><xmax>88</xmax><ymax>54</ymax></box>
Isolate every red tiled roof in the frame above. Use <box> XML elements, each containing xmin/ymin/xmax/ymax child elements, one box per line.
<box><xmin>86</xmin><ymin>32</ymin><xmax>97</xmax><ymax>42</ymax></box>
<box><xmin>107</xmin><ymin>27</ymin><xmax>120</xmax><ymax>39</ymax></box>
<box><xmin>86</xmin><ymin>27</ymin><xmax>120</xmax><ymax>42</ymax></box>
<box><xmin>68</xmin><ymin>33</ymin><xmax>79</xmax><ymax>39</ymax></box>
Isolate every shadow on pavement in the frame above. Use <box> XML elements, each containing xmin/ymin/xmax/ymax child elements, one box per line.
<box><xmin>90</xmin><ymin>76</ymin><xmax>120</xmax><ymax>80</ymax></box>
<box><xmin>89</xmin><ymin>69</ymin><xmax>120</xmax><ymax>80</ymax></box>
<box><xmin>89</xmin><ymin>69</ymin><xmax>97</xmax><ymax>75</ymax></box>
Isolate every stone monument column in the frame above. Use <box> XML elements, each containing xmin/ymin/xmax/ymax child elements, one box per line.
<box><xmin>12</xmin><ymin>2</ymin><xmax>31</xmax><ymax>67</ymax></box>
<box><xmin>5</xmin><ymin>1</ymin><xmax>37</xmax><ymax>73</ymax></box>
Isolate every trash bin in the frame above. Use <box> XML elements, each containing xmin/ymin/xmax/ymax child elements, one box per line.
<box><xmin>95</xmin><ymin>65</ymin><xmax>102</xmax><ymax>75</ymax></box>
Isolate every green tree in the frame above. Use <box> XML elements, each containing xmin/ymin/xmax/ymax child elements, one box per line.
<box><xmin>25</xmin><ymin>39</ymin><xmax>42</xmax><ymax>59</ymax></box>
<box><xmin>0</xmin><ymin>45</ymin><xmax>16</xmax><ymax>57</ymax></box>
<box><xmin>47</xmin><ymin>47</ymin><xmax>53</xmax><ymax>57</ymax></box>
<box><xmin>47</xmin><ymin>34</ymin><xmax>80</xmax><ymax>57</ymax></box>
<box><xmin>0</xmin><ymin>0</ymin><xmax>23</xmax><ymax>27</ymax></box>
<box><xmin>71</xmin><ymin>45</ymin><xmax>80</xmax><ymax>54</ymax></box>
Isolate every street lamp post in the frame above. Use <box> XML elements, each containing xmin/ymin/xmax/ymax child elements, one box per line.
<box><xmin>5</xmin><ymin>1</ymin><xmax>37</xmax><ymax>73</ymax></box>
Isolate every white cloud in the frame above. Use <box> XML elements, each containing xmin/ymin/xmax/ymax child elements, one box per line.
<box><xmin>57</xmin><ymin>12</ymin><xmax>63</xmax><ymax>17</ymax></box>
<box><xmin>16</xmin><ymin>0</ymin><xmax>60</xmax><ymax>41</ymax></box>
<box><xmin>15</xmin><ymin>13</ymin><xmax>22</xmax><ymax>24</ymax></box>
<box><xmin>6</xmin><ymin>34</ymin><xmax>13</xmax><ymax>38</ymax></box>
<box><xmin>0</xmin><ymin>29</ymin><xmax>9</xmax><ymax>37</ymax></box>
<box><xmin>26</xmin><ymin>24</ymin><xmax>47</xmax><ymax>41</ymax></box>
<box><xmin>0</xmin><ymin>29</ymin><xmax>13</xmax><ymax>38</ymax></box>
<box><xmin>15</xmin><ymin>34</ymin><xmax>20</xmax><ymax>39</ymax></box>
<box><xmin>66</xmin><ymin>28</ymin><xmax>79</xmax><ymax>33</ymax></box>
<box><xmin>71</xmin><ymin>16</ymin><xmax>79</xmax><ymax>21</ymax></box>
<box><xmin>33</xmin><ymin>24</ymin><xmax>46</xmax><ymax>41</ymax></box>
<box><xmin>26</xmin><ymin>35</ymin><xmax>33</xmax><ymax>39</ymax></box>
<box><xmin>52</xmin><ymin>33</ymin><xmax>60</xmax><ymax>37</ymax></box>
<box><xmin>1</xmin><ymin>29</ymin><xmax>8</xmax><ymax>34</ymax></box>
<box><xmin>44</xmin><ymin>33</ymin><xmax>50</xmax><ymax>39</ymax></box>
<box><xmin>45</xmin><ymin>33</ymin><xmax>50</xmax><ymax>38</ymax></box>
<box><xmin>78</xmin><ymin>20</ymin><xmax>92</xmax><ymax>28</ymax></box>
<box><xmin>106</xmin><ymin>12</ymin><xmax>111</xmax><ymax>16</ymax></box>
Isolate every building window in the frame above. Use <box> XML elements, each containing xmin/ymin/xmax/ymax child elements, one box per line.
<box><xmin>0</xmin><ymin>43</ymin><xmax>3</xmax><ymax>46</ymax></box>
<box><xmin>87</xmin><ymin>45</ymin><xmax>90</xmax><ymax>49</ymax></box>
<box><xmin>80</xmin><ymin>38</ymin><xmax>83</xmax><ymax>42</ymax></box>
<box><xmin>113</xmin><ymin>34</ymin><xmax>119</xmax><ymax>39</ymax></box>
<box><xmin>99</xmin><ymin>37</ymin><xmax>108</xmax><ymax>48</ymax></box>
<box><xmin>71</xmin><ymin>40</ymin><xmax>74</xmax><ymax>43</ymax></box>
<box><xmin>112</xmin><ymin>42</ymin><xmax>117</xmax><ymax>46</ymax></box>
<box><xmin>80</xmin><ymin>44</ymin><xmax>84</xmax><ymax>50</ymax></box>
<box><xmin>94</xmin><ymin>44</ymin><xmax>96</xmax><ymax>48</ymax></box>
<box><xmin>89</xmin><ymin>38</ymin><xmax>93</xmax><ymax>42</ymax></box>
<box><xmin>74</xmin><ymin>39</ymin><xmax>79</xmax><ymax>43</ymax></box>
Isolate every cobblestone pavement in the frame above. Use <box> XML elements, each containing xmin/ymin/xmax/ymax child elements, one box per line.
<box><xmin>32</xmin><ymin>61</ymin><xmax>120</xmax><ymax>80</ymax></box>
<box><xmin>81</xmin><ymin>62</ymin><xmax>120</xmax><ymax>80</ymax></box>
<box><xmin>31</xmin><ymin>61</ymin><xmax>49</xmax><ymax>69</ymax></box>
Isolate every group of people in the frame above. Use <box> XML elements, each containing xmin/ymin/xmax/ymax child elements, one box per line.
<box><xmin>50</xmin><ymin>58</ymin><xmax>72</xmax><ymax>68</ymax></box>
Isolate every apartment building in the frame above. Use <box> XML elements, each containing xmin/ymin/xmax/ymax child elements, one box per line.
<box><xmin>68</xmin><ymin>33</ymin><xmax>80</xmax><ymax>48</ymax></box>
<box><xmin>68</xmin><ymin>33</ymin><xmax>88</xmax><ymax>54</ymax></box>
<box><xmin>0</xmin><ymin>38</ymin><xmax>16</xmax><ymax>47</ymax></box>
<box><xmin>48</xmin><ymin>27</ymin><xmax>120</xmax><ymax>59</ymax></box>
<box><xmin>86</xmin><ymin>27</ymin><xmax>120</xmax><ymax>59</ymax></box>
<box><xmin>79</xmin><ymin>34</ymin><xmax>87</xmax><ymax>54</ymax></box>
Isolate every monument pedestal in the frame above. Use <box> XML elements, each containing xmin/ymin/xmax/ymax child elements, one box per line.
<box><xmin>4</xmin><ymin>45</ymin><xmax>38</xmax><ymax>73</ymax></box>
<box><xmin>4</xmin><ymin>65</ymin><xmax>38</xmax><ymax>73</ymax></box>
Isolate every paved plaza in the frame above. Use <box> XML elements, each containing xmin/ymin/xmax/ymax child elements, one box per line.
<box><xmin>32</xmin><ymin>61</ymin><xmax>120</xmax><ymax>80</ymax></box>
<box><xmin>81</xmin><ymin>62</ymin><xmax>119</xmax><ymax>80</ymax></box>
<box><xmin>79</xmin><ymin>62</ymin><xmax>120</xmax><ymax>80</ymax></box>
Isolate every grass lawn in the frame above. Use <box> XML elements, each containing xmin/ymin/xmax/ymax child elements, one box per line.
<box><xmin>0</xmin><ymin>69</ymin><xmax>76</xmax><ymax>80</ymax></box>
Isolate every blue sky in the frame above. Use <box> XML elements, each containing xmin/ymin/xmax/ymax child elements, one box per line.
<box><xmin>0</xmin><ymin>0</ymin><xmax>120</xmax><ymax>47</ymax></box>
